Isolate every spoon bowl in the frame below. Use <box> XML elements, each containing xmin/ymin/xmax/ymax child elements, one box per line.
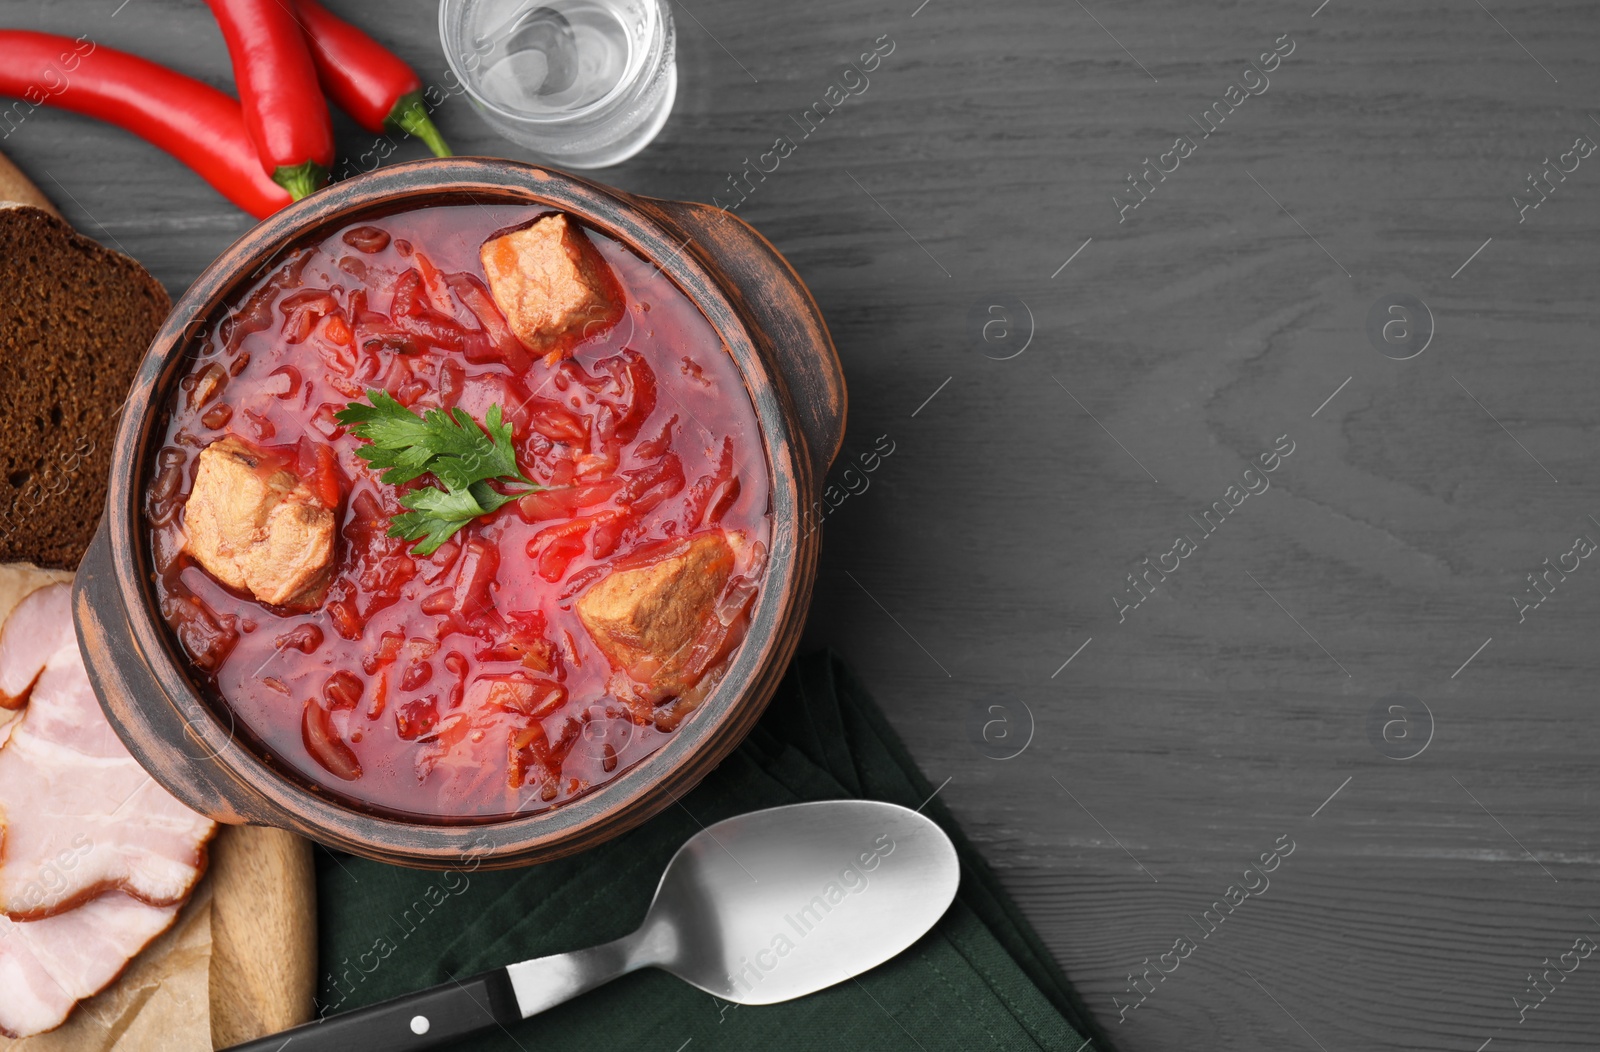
<box><xmin>632</xmin><ymin>799</ymin><xmax>957</xmax><ymax>1003</ymax></box>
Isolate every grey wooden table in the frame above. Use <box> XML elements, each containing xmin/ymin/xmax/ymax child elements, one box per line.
<box><xmin>8</xmin><ymin>0</ymin><xmax>1600</xmax><ymax>1048</ymax></box>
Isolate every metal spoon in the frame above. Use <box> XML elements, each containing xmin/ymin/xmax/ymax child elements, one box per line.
<box><xmin>224</xmin><ymin>800</ymin><xmax>960</xmax><ymax>1051</ymax></box>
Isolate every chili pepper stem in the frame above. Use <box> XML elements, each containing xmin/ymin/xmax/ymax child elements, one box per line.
<box><xmin>272</xmin><ymin>160</ymin><xmax>330</xmax><ymax>199</ymax></box>
<box><xmin>387</xmin><ymin>92</ymin><xmax>453</xmax><ymax>157</ymax></box>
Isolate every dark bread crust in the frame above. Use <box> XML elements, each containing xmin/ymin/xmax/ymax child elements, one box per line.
<box><xmin>0</xmin><ymin>204</ymin><xmax>169</xmax><ymax>568</ymax></box>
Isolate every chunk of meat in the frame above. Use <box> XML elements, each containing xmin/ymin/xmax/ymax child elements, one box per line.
<box><xmin>0</xmin><ymin>639</ymin><xmax>216</xmax><ymax>919</ymax></box>
<box><xmin>0</xmin><ymin>583</ymin><xmax>75</xmax><ymax>708</ymax></box>
<box><xmin>577</xmin><ymin>532</ymin><xmax>734</xmax><ymax>698</ymax></box>
<box><xmin>183</xmin><ymin>436</ymin><xmax>336</xmax><ymax>608</ymax></box>
<box><xmin>480</xmin><ymin>214</ymin><xmax>624</xmax><ymax>360</ymax></box>
<box><xmin>0</xmin><ymin>892</ymin><xmax>179</xmax><ymax>1038</ymax></box>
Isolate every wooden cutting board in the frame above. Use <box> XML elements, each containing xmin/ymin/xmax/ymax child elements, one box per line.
<box><xmin>207</xmin><ymin>825</ymin><xmax>319</xmax><ymax>1048</ymax></box>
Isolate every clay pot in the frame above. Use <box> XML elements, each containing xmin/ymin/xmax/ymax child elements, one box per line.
<box><xmin>74</xmin><ymin>158</ymin><xmax>845</xmax><ymax>868</ymax></box>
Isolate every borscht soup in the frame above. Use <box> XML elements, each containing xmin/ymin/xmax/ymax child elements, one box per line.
<box><xmin>145</xmin><ymin>203</ymin><xmax>772</xmax><ymax>820</ymax></box>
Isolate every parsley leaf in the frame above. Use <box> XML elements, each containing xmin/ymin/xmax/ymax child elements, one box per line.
<box><xmin>337</xmin><ymin>391</ymin><xmax>540</xmax><ymax>555</ymax></box>
<box><xmin>336</xmin><ymin>391</ymin><xmax>530</xmax><ymax>487</ymax></box>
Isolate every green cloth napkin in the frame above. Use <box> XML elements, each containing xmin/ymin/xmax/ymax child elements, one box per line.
<box><xmin>314</xmin><ymin>651</ymin><xmax>1106</xmax><ymax>1051</ymax></box>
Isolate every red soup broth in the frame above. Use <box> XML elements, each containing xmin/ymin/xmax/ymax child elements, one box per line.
<box><xmin>146</xmin><ymin>204</ymin><xmax>772</xmax><ymax>820</ymax></box>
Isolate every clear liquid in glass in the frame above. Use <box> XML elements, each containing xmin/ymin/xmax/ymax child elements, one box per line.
<box><xmin>475</xmin><ymin>1</ymin><xmax>636</xmax><ymax>116</ymax></box>
<box><xmin>442</xmin><ymin>0</ymin><xmax>675</xmax><ymax>167</ymax></box>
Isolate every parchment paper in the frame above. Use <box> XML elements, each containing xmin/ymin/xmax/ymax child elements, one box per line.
<box><xmin>0</xmin><ymin>885</ymin><xmax>214</xmax><ymax>1052</ymax></box>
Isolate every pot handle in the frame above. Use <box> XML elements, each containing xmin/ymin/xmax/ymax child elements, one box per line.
<box><xmin>73</xmin><ymin>519</ymin><xmax>250</xmax><ymax>824</ymax></box>
<box><xmin>630</xmin><ymin>196</ymin><xmax>847</xmax><ymax>483</ymax></box>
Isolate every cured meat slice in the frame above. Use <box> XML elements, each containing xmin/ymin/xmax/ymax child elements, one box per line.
<box><xmin>0</xmin><ymin>892</ymin><xmax>179</xmax><ymax>1038</ymax></box>
<box><xmin>0</xmin><ymin>573</ymin><xmax>214</xmax><ymax>1036</ymax></box>
<box><xmin>0</xmin><ymin>583</ymin><xmax>75</xmax><ymax>708</ymax></box>
<box><xmin>0</xmin><ymin>639</ymin><xmax>215</xmax><ymax>918</ymax></box>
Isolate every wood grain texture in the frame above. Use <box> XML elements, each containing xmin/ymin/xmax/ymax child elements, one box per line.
<box><xmin>208</xmin><ymin>826</ymin><xmax>317</xmax><ymax>1049</ymax></box>
<box><xmin>7</xmin><ymin>0</ymin><xmax>1599</xmax><ymax>1048</ymax></box>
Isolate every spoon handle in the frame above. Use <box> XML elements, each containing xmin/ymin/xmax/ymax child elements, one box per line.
<box><xmin>219</xmin><ymin>968</ymin><xmax>520</xmax><ymax>1052</ymax></box>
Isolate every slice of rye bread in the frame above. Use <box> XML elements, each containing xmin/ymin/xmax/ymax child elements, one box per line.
<box><xmin>0</xmin><ymin>157</ymin><xmax>170</xmax><ymax>569</ymax></box>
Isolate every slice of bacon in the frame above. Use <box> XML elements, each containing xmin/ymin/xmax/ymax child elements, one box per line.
<box><xmin>0</xmin><ymin>892</ymin><xmax>180</xmax><ymax>1038</ymax></box>
<box><xmin>0</xmin><ymin>584</ymin><xmax>75</xmax><ymax>708</ymax></box>
<box><xmin>0</xmin><ymin>638</ymin><xmax>216</xmax><ymax>919</ymax></box>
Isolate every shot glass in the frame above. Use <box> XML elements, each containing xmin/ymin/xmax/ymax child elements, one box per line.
<box><xmin>439</xmin><ymin>0</ymin><xmax>676</xmax><ymax>169</ymax></box>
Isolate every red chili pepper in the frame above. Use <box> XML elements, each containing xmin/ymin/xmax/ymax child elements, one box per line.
<box><xmin>204</xmin><ymin>0</ymin><xmax>335</xmax><ymax>199</ymax></box>
<box><xmin>0</xmin><ymin>31</ymin><xmax>291</xmax><ymax>219</ymax></box>
<box><xmin>293</xmin><ymin>0</ymin><xmax>453</xmax><ymax>157</ymax></box>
